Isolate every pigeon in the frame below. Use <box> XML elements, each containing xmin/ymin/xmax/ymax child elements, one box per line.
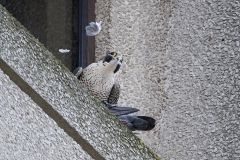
<box><xmin>118</xmin><ymin>115</ymin><xmax>156</xmax><ymax>131</ymax></box>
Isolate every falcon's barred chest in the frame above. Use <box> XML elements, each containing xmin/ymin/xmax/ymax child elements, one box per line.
<box><xmin>80</xmin><ymin>52</ymin><xmax>122</xmax><ymax>102</ymax></box>
<box><xmin>80</xmin><ymin>63</ymin><xmax>115</xmax><ymax>101</ymax></box>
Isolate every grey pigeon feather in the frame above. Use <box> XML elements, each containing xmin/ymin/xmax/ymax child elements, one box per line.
<box><xmin>85</xmin><ymin>21</ymin><xmax>102</xmax><ymax>36</ymax></box>
<box><xmin>103</xmin><ymin>101</ymin><xmax>139</xmax><ymax>116</ymax></box>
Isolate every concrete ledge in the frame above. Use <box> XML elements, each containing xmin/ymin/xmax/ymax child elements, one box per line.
<box><xmin>0</xmin><ymin>59</ymin><xmax>104</xmax><ymax>160</ymax></box>
<box><xmin>0</xmin><ymin>5</ymin><xmax>160</xmax><ymax>160</ymax></box>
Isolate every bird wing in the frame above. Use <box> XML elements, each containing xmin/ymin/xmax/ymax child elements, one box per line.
<box><xmin>108</xmin><ymin>83</ymin><xmax>120</xmax><ymax>104</ymax></box>
<box><xmin>108</xmin><ymin>106</ymin><xmax>139</xmax><ymax>116</ymax></box>
<box><xmin>103</xmin><ymin>101</ymin><xmax>139</xmax><ymax>116</ymax></box>
<box><xmin>73</xmin><ymin>67</ymin><xmax>83</xmax><ymax>79</ymax></box>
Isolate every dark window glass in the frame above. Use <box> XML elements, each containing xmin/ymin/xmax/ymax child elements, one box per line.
<box><xmin>0</xmin><ymin>0</ymin><xmax>95</xmax><ymax>71</ymax></box>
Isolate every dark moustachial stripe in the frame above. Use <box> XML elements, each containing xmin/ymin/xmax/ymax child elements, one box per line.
<box><xmin>114</xmin><ymin>64</ymin><xmax>121</xmax><ymax>73</ymax></box>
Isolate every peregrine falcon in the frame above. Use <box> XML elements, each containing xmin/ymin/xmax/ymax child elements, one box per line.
<box><xmin>74</xmin><ymin>52</ymin><xmax>138</xmax><ymax>114</ymax></box>
<box><xmin>73</xmin><ymin>52</ymin><xmax>156</xmax><ymax>131</ymax></box>
<box><xmin>75</xmin><ymin>52</ymin><xmax>122</xmax><ymax>103</ymax></box>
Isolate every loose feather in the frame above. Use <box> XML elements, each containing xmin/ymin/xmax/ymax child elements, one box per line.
<box><xmin>59</xmin><ymin>49</ymin><xmax>70</xmax><ymax>53</ymax></box>
<box><xmin>85</xmin><ymin>21</ymin><xmax>102</xmax><ymax>36</ymax></box>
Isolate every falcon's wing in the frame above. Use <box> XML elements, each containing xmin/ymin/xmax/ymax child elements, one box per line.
<box><xmin>108</xmin><ymin>83</ymin><xmax>120</xmax><ymax>104</ymax></box>
<box><xmin>73</xmin><ymin>67</ymin><xmax>83</xmax><ymax>79</ymax></box>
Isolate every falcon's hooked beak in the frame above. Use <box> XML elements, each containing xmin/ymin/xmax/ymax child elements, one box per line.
<box><xmin>112</xmin><ymin>52</ymin><xmax>117</xmax><ymax>57</ymax></box>
<box><xmin>115</xmin><ymin>53</ymin><xmax>123</xmax><ymax>64</ymax></box>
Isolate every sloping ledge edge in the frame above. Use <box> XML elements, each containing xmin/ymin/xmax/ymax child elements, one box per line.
<box><xmin>0</xmin><ymin>4</ymin><xmax>160</xmax><ymax>160</ymax></box>
<box><xmin>0</xmin><ymin>59</ymin><xmax>105</xmax><ymax>160</ymax></box>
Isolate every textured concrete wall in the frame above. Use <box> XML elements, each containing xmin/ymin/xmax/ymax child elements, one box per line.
<box><xmin>95</xmin><ymin>0</ymin><xmax>171</xmax><ymax>155</ymax></box>
<box><xmin>0</xmin><ymin>70</ymin><xmax>93</xmax><ymax>160</ymax></box>
<box><xmin>95</xmin><ymin>0</ymin><xmax>240</xmax><ymax>159</ymax></box>
<box><xmin>0</xmin><ymin>5</ymin><xmax>159</xmax><ymax>160</ymax></box>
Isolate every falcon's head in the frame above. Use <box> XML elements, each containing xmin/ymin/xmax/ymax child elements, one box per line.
<box><xmin>103</xmin><ymin>52</ymin><xmax>123</xmax><ymax>73</ymax></box>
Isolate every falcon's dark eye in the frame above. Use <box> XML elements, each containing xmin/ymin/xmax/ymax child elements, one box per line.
<box><xmin>103</xmin><ymin>54</ymin><xmax>113</xmax><ymax>63</ymax></box>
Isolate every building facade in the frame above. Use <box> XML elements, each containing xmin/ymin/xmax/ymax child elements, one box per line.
<box><xmin>1</xmin><ymin>0</ymin><xmax>239</xmax><ymax>159</ymax></box>
<box><xmin>95</xmin><ymin>0</ymin><xmax>239</xmax><ymax>159</ymax></box>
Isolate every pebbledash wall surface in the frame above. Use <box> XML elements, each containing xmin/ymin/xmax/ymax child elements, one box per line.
<box><xmin>1</xmin><ymin>0</ymin><xmax>240</xmax><ymax>159</ymax></box>
<box><xmin>95</xmin><ymin>0</ymin><xmax>240</xmax><ymax>160</ymax></box>
<box><xmin>0</xmin><ymin>4</ymin><xmax>159</xmax><ymax>160</ymax></box>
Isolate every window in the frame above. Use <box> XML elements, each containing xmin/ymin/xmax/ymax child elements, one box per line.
<box><xmin>0</xmin><ymin>0</ymin><xmax>95</xmax><ymax>70</ymax></box>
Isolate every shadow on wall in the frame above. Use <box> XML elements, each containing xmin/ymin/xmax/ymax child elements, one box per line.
<box><xmin>0</xmin><ymin>0</ymin><xmax>78</xmax><ymax>70</ymax></box>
